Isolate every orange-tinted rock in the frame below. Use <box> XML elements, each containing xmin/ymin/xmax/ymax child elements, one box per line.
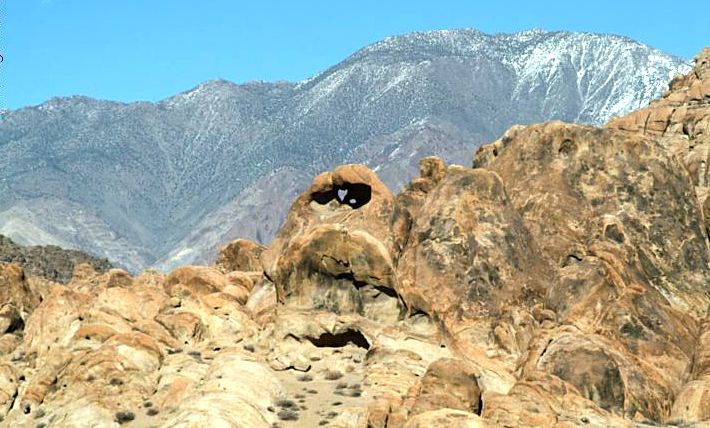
<box><xmin>215</xmin><ymin>239</ymin><xmax>267</xmax><ymax>273</ymax></box>
<box><xmin>397</xmin><ymin>165</ymin><xmax>550</xmax><ymax>357</ymax></box>
<box><xmin>404</xmin><ymin>409</ymin><xmax>489</xmax><ymax>428</ymax></box>
<box><xmin>608</xmin><ymin>47</ymin><xmax>710</xmax><ymax>195</ymax></box>
<box><xmin>163</xmin><ymin>265</ymin><xmax>230</xmax><ymax>297</ymax></box>
<box><xmin>262</xmin><ymin>164</ymin><xmax>408</xmax><ymax>323</ymax></box>
<box><xmin>473</xmin><ymin>121</ymin><xmax>710</xmax><ymax>421</ymax></box>
<box><xmin>0</xmin><ymin>263</ymin><xmax>40</xmax><ymax>322</ymax></box>
<box><xmin>408</xmin><ymin>358</ymin><xmax>481</xmax><ymax>416</ymax></box>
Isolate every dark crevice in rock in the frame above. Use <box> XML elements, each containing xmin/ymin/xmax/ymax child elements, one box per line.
<box><xmin>306</xmin><ymin>330</ymin><xmax>370</xmax><ymax>350</ymax></box>
<box><xmin>539</xmin><ymin>338</ymin><xmax>554</xmax><ymax>359</ymax></box>
<box><xmin>334</xmin><ymin>271</ymin><xmax>358</xmax><ymax>284</ymax></box>
<box><xmin>312</xmin><ymin>183</ymin><xmax>372</xmax><ymax>209</ymax></box>
<box><xmin>4</xmin><ymin>315</ymin><xmax>24</xmax><ymax>334</ymax></box>
<box><xmin>561</xmin><ymin>254</ymin><xmax>583</xmax><ymax>267</ymax></box>
<box><xmin>263</xmin><ymin>270</ymin><xmax>274</xmax><ymax>283</ymax></box>
<box><xmin>372</xmin><ymin>285</ymin><xmax>398</xmax><ymax>299</ymax></box>
<box><xmin>475</xmin><ymin>394</ymin><xmax>483</xmax><ymax>416</ymax></box>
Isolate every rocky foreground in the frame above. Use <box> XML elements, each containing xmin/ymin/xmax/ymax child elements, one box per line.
<box><xmin>0</xmin><ymin>50</ymin><xmax>709</xmax><ymax>427</ymax></box>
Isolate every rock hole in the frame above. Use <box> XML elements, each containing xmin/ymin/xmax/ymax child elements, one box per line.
<box><xmin>306</xmin><ymin>330</ymin><xmax>370</xmax><ymax>349</ymax></box>
<box><xmin>5</xmin><ymin>316</ymin><xmax>24</xmax><ymax>334</ymax></box>
<box><xmin>604</xmin><ymin>223</ymin><xmax>625</xmax><ymax>244</ymax></box>
<box><xmin>558</xmin><ymin>139</ymin><xmax>576</xmax><ymax>159</ymax></box>
<box><xmin>561</xmin><ymin>254</ymin><xmax>583</xmax><ymax>267</ymax></box>
<box><xmin>682</xmin><ymin>121</ymin><xmax>694</xmax><ymax>138</ymax></box>
<box><xmin>312</xmin><ymin>183</ymin><xmax>372</xmax><ymax>209</ymax></box>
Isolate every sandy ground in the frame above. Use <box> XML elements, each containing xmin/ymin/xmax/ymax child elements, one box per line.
<box><xmin>270</xmin><ymin>344</ymin><xmax>371</xmax><ymax>427</ymax></box>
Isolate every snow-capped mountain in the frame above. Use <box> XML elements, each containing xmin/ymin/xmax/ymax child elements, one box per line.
<box><xmin>0</xmin><ymin>29</ymin><xmax>691</xmax><ymax>271</ymax></box>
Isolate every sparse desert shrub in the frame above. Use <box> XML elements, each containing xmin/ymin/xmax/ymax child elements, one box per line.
<box><xmin>323</xmin><ymin>370</ymin><xmax>343</xmax><ymax>380</ymax></box>
<box><xmin>276</xmin><ymin>399</ymin><xmax>297</xmax><ymax>409</ymax></box>
<box><xmin>115</xmin><ymin>411</ymin><xmax>135</xmax><ymax>424</ymax></box>
<box><xmin>277</xmin><ymin>409</ymin><xmax>299</xmax><ymax>421</ymax></box>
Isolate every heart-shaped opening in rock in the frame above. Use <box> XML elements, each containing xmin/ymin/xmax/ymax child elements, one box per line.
<box><xmin>311</xmin><ymin>183</ymin><xmax>372</xmax><ymax>209</ymax></box>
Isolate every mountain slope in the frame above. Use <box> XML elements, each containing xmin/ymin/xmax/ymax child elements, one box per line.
<box><xmin>0</xmin><ymin>29</ymin><xmax>691</xmax><ymax>271</ymax></box>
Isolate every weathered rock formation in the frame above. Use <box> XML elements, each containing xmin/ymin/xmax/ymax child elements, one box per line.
<box><xmin>608</xmin><ymin>47</ymin><xmax>710</xmax><ymax>217</ymax></box>
<box><xmin>0</xmin><ymin>48</ymin><xmax>709</xmax><ymax>427</ymax></box>
<box><xmin>605</xmin><ymin>46</ymin><xmax>710</xmax><ymax>426</ymax></box>
<box><xmin>0</xmin><ymin>234</ymin><xmax>112</xmax><ymax>283</ymax></box>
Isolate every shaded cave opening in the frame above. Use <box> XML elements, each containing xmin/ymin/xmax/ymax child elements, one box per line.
<box><xmin>306</xmin><ymin>330</ymin><xmax>370</xmax><ymax>350</ymax></box>
<box><xmin>312</xmin><ymin>183</ymin><xmax>372</xmax><ymax>209</ymax></box>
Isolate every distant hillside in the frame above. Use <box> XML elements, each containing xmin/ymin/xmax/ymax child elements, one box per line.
<box><xmin>0</xmin><ymin>29</ymin><xmax>691</xmax><ymax>272</ymax></box>
<box><xmin>0</xmin><ymin>234</ymin><xmax>112</xmax><ymax>283</ymax></box>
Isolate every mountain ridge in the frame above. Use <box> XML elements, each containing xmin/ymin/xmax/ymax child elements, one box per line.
<box><xmin>0</xmin><ymin>29</ymin><xmax>692</xmax><ymax>272</ymax></box>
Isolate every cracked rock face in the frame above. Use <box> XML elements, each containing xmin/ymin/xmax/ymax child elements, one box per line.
<box><xmin>474</xmin><ymin>121</ymin><xmax>710</xmax><ymax>423</ymax></box>
<box><xmin>608</xmin><ymin>47</ymin><xmax>710</xmax><ymax>227</ymax></box>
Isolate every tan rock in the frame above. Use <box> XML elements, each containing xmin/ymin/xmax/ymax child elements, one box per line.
<box><xmin>262</xmin><ymin>164</ymin><xmax>408</xmax><ymax>323</ymax></box>
<box><xmin>404</xmin><ymin>409</ymin><xmax>489</xmax><ymax>428</ymax></box>
<box><xmin>163</xmin><ymin>265</ymin><xmax>230</xmax><ymax>297</ymax></box>
<box><xmin>215</xmin><ymin>238</ymin><xmax>267</xmax><ymax>273</ymax></box>
<box><xmin>408</xmin><ymin>358</ymin><xmax>481</xmax><ymax>417</ymax></box>
<box><xmin>0</xmin><ymin>363</ymin><xmax>19</xmax><ymax>416</ymax></box>
<box><xmin>473</xmin><ymin>121</ymin><xmax>710</xmax><ymax>421</ymax></box>
<box><xmin>155</xmin><ymin>312</ymin><xmax>205</xmax><ymax>345</ymax></box>
<box><xmin>397</xmin><ymin>165</ymin><xmax>550</xmax><ymax>357</ymax></box>
<box><xmin>0</xmin><ymin>263</ymin><xmax>40</xmax><ymax>322</ymax></box>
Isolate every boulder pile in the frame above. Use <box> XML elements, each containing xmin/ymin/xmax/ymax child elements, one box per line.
<box><xmin>0</xmin><ymin>48</ymin><xmax>709</xmax><ymax>427</ymax></box>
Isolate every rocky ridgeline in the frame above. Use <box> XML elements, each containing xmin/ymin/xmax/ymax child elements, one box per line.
<box><xmin>0</xmin><ymin>234</ymin><xmax>112</xmax><ymax>284</ymax></box>
<box><xmin>0</xmin><ymin>30</ymin><xmax>690</xmax><ymax>273</ymax></box>
<box><xmin>607</xmin><ymin>47</ymin><xmax>710</xmax><ymax>225</ymax></box>
<box><xmin>0</xmin><ymin>50</ymin><xmax>709</xmax><ymax>427</ymax></box>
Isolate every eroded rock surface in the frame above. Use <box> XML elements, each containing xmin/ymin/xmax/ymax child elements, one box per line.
<box><xmin>2</xmin><ymin>47</ymin><xmax>710</xmax><ymax>428</ymax></box>
<box><xmin>262</xmin><ymin>164</ymin><xmax>410</xmax><ymax>324</ymax></box>
<box><xmin>215</xmin><ymin>239</ymin><xmax>266</xmax><ymax>273</ymax></box>
<box><xmin>608</xmin><ymin>47</ymin><xmax>710</xmax><ymax>218</ymax></box>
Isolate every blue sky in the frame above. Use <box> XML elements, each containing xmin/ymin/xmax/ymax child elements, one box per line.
<box><xmin>2</xmin><ymin>0</ymin><xmax>709</xmax><ymax>110</ymax></box>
